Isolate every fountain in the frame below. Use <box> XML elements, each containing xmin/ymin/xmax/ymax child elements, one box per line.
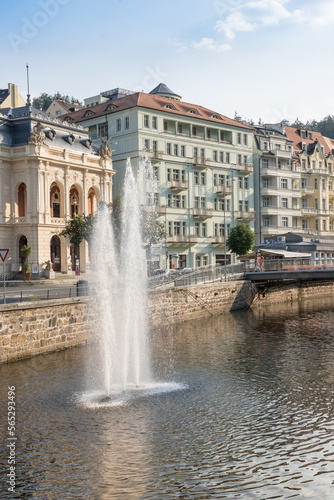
<box><xmin>88</xmin><ymin>159</ymin><xmax>151</xmax><ymax>399</ymax></box>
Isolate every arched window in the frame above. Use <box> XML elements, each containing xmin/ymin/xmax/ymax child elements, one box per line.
<box><xmin>50</xmin><ymin>183</ymin><xmax>61</xmax><ymax>218</ymax></box>
<box><xmin>18</xmin><ymin>183</ymin><xmax>26</xmax><ymax>217</ymax></box>
<box><xmin>19</xmin><ymin>235</ymin><xmax>27</xmax><ymax>264</ymax></box>
<box><xmin>88</xmin><ymin>188</ymin><xmax>97</xmax><ymax>215</ymax></box>
<box><xmin>70</xmin><ymin>187</ymin><xmax>79</xmax><ymax>218</ymax></box>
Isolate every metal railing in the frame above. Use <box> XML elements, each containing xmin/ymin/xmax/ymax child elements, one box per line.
<box><xmin>0</xmin><ymin>282</ymin><xmax>89</xmax><ymax>305</ymax></box>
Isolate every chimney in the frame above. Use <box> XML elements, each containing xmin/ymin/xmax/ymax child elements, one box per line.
<box><xmin>8</xmin><ymin>83</ymin><xmax>19</xmax><ymax>108</ymax></box>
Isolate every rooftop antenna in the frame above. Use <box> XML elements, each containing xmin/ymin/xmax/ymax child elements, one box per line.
<box><xmin>26</xmin><ymin>63</ymin><xmax>31</xmax><ymax>106</ymax></box>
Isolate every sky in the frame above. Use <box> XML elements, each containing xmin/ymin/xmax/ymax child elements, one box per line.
<box><xmin>2</xmin><ymin>0</ymin><xmax>334</xmax><ymax>124</ymax></box>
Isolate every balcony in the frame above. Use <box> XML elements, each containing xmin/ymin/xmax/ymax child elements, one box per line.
<box><xmin>51</xmin><ymin>217</ymin><xmax>66</xmax><ymax>224</ymax></box>
<box><xmin>147</xmin><ymin>149</ymin><xmax>164</xmax><ymax>160</ymax></box>
<box><xmin>236</xmin><ymin>163</ymin><xmax>253</xmax><ymax>174</ymax></box>
<box><xmin>236</xmin><ymin>210</ymin><xmax>255</xmax><ymax>220</ymax></box>
<box><xmin>301</xmin><ymin>186</ymin><xmax>314</xmax><ymax>195</ymax></box>
<box><xmin>210</xmin><ymin>236</ymin><xmax>226</xmax><ymax>245</ymax></box>
<box><xmin>214</xmin><ymin>185</ymin><xmax>232</xmax><ymax>196</ymax></box>
<box><xmin>192</xmin><ymin>208</ymin><xmax>213</xmax><ymax>218</ymax></box>
<box><xmin>193</xmin><ymin>157</ymin><xmax>209</xmax><ymax>168</ymax></box>
<box><xmin>268</xmin><ymin>148</ymin><xmax>293</xmax><ymax>159</ymax></box>
<box><xmin>169</xmin><ymin>180</ymin><xmax>188</xmax><ymax>191</ymax></box>
<box><xmin>301</xmin><ymin>207</ymin><xmax>317</xmax><ymax>216</ymax></box>
<box><xmin>167</xmin><ymin>235</ymin><xmax>197</xmax><ymax>244</ymax></box>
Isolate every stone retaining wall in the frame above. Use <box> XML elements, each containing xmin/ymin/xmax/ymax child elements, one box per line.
<box><xmin>2</xmin><ymin>279</ymin><xmax>334</xmax><ymax>364</ymax></box>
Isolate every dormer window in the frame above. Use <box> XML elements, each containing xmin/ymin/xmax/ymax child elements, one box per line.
<box><xmin>84</xmin><ymin>110</ymin><xmax>95</xmax><ymax>117</ymax></box>
<box><xmin>63</xmin><ymin>134</ymin><xmax>75</xmax><ymax>145</ymax></box>
<box><xmin>212</xmin><ymin>114</ymin><xmax>221</xmax><ymax>119</ymax></box>
<box><xmin>164</xmin><ymin>104</ymin><xmax>176</xmax><ymax>110</ymax></box>
<box><xmin>189</xmin><ymin>109</ymin><xmax>199</xmax><ymax>115</ymax></box>
<box><xmin>308</xmin><ymin>131</ymin><xmax>312</xmax><ymax>140</ymax></box>
<box><xmin>106</xmin><ymin>104</ymin><xmax>117</xmax><ymax>110</ymax></box>
<box><xmin>301</xmin><ymin>130</ymin><xmax>306</xmax><ymax>139</ymax></box>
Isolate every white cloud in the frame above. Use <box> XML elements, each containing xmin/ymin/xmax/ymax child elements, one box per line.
<box><xmin>192</xmin><ymin>37</ymin><xmax>232</xmax><ymax>52</ymax></box>
<box><xmin>214</xmin><ymin>0</ymin><xmax>334</xmax><ymax>42</ymax></box>
<box><xmin>169</xmin><ymin>38</ymin><xmax>188</xmax><ymax>52</ymax></box>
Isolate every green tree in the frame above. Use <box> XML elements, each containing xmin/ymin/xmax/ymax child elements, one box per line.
<box><xmin>59</xmin><ymin>215</ymin><xmax>94</xmax><ymax>247</ymax></box>
<box><xmin>227</xmin><ymin>224</ymin><xmax>256</xmax><ymax>256</ymax></box>
<box><xmin>32</xmin><ymin>92</ymin><xmax>82</xmax><ymax>111</ymax></box>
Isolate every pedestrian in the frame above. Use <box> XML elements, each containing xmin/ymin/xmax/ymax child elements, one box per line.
<box><xmin>255</xmin><ymin>256</ymin><xmax>260</xmax><ymax>272</ymax></box>
<box><xmin>260</xmin><ymin>255</ymin><xmax>264</xmax><ymax>271</ymax></box>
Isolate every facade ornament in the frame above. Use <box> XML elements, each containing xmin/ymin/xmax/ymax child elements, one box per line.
<box><xmin>99</xmin><ymin>138</ymin><xmax>114</xmax><ymax>159</ymax></box>
<box><xmin>28</xmin><ymin>122</ymin><xmax>46</xmax><ymax>146</ymax></box>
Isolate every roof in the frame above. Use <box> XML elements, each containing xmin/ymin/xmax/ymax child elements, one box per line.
<box><xmin>0</xmin><ymin>88</ymin><xmax>9</xmax><ymax>105</ymax></box>
<box><xmin>150</xmin><ymin>83</ymin><xmax>181</xmax><ymax>100</ymax></box>
<box><xmin>239</xmin><ymin>249</ymin><xmax>312</xmax><ymax>260</ymax></box>
<box><xmin>49</xmin><ymin>99</ymin><xmax>83</xmax><ymax>113</ymax></box>
<box><xmin>60</xmin><ymin>91</ymin><xmax>253</xmax><ymax>130</ymax></box>
<box><xmin>285</xmin><ymin>126</ymin><xmax>333</xmax><ymax>156</ymax></box>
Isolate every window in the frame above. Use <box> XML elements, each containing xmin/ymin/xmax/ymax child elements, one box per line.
<box><xmin>315</xmin><ymin>220</ymin><xmax>319</xmax><ymax>231</ymax></box>
<box><xmin>153</xmin><ymin>166</ymin><xmax>159</xmax><ymax>180</ymax></box>
<box><xmin>322</xmin><ymin>179</ymin><xmax>325</xmax><ymax>190</ymax></box>
<box><xmin>98</xmin><ymin>123</ymin><xmax>108</xmax><ymax>137</ymax></box>
<box><xmin>244</xmin><ymin>155</ymin><xmax>248</xmax><ymax>164</ymax></box>
<box><xmin>168</xmin><ymin>221</ymin><xmax>172</xmax><ymax>236</ymax></box>
<box><xmin>152</xmin><ymin>117</ymin><xmax>157</xmax><ymax>129</ymax></box>
<box><xmin>238</xmin><ymin>154</ymin><xmax>242</xmax><ymax>164</ymax></box>
<box><xmin>322</xmin><ymin>199</ymin><xmax>326</xmax><ymax>210</ymax></box>
<box><xmin>201</xmin><ymin>148</ymin><xmax>205</xmax><ymax>158</ymax></box>
<box><xmin>263</xmin><ymin>197</ymin><xmax>269</xmax><ymax>207</ymax></box>
<box><xmin>213</xmin><ymin>150</ymin><xmax>218</xmax><ymax>162</ymax></box>
<box><xmin>203</xmin><ymin>256</ymin><xmax>208</xmax><ymax>266</ymax></box>
<box><xmin>181</xmin><ymin>145</ymin><xmax>185</xmax><ymax>157</ymax></box>
<box><xmin>302</xmin><ymin>159</ymin><xmax>306</xmax><ymax>169</ymax></box>
<box><xmin>144</xmin><ymin>115</ymin><xmax>149</xmax><ymax>127</ymax></box>
<box><xmin>243</xmin><ymin>134</ymin><xmax>248</xmax><ymax>146</ymax></box>
<box><xmin>312</xmin><ymin>160</ymin><xmax>316</xmax><ymax>169</ymax></box>
<box><xmin>220</xmin><ymin>131</ymin><xmax>224</xmax><ymax>141</ymax></box>
<box><xmin>194</xmin><ymin>172</ymin><xmax>199</xmax><ymax>184</ymax></box>
<box><xmin>263</xmin><ymin>142</ymin><xmax>268</xmax><ymax>150</ymax></box>
<box><xmin>281</xmin><ymin>178</ymin><xmax>288</xmax><ymax>189</ymax></box>
<box><xmin>238</xmin><ymin>200</ymin><xmax>243</xmax><ymax>211</ymax></box>
<box><xmin>330</xmin><ymin>221</ymin><xmax>333</xmax><ymax>231</ymax></box>
<box><xmin>125</xmin><ymin>116</ymin><xmax>129</xmax><ymax>129</ymax></box>
<box><xmin>237</xmin><ymin>133</ymin><xmax>241</xmax><ymax>144</ymax></box>
<box><xmin>116</xmin><ymin>118</ymin><xmax>121</xmax><ymax>131</ymax></box>
<box><xmin>315</xmin><ymin>198</ymin><xmax>318</xmax><ymax>210</ymax></box>
<box><xmin>262</xmin><ymin>158</ymin><xmax>269</xmax><ymax>168</ymax></box>
<box><xmin>152</xmin><ymin>140</ymin><xmax>157</xmax><ymax>153</ymax></box>
<box><xmin>178</xmin><ymin>124</ymin><xmax>183</xmax><ymax>134</ymax></box>
<box><xmin>164</xmin><ymin>121</ymin><xmax>168</xmax><ymax>132</ymax></box>
<box><xmin>323</xmin><ymin>220</ymin><xmax>326</xmax><ymax>231</ymax></box>
<box><xmin>301</xmin><ymin>198</ymin><xmax>307</xmax><ymax>208</ymax></box>
<box><xmin>244</xmin><ymin>177</ymin><xmax>249</xmax><ymax>189</ymax></box>
<box><xmin>263</xmin><ymin>216</ymin><xmax>270</xmax><ymax>227</ymax></box>
<box><xmin>167</xmin><ymin>194</ymin><xmax>172</xmax><ymax>207</ymax></box>
<box><xmin>226</xmin><ymin>153</ymin><xmax>230</xmax><ymax>163</ymax></box>
<box><xmin>220</xmin><ymin>151</ymin><xmax>224</xmax><ymax>163</ymax></box>
<box><xmin>194</xmin><ymin>147</ymin><xmax>198</xmax><ymax>158</ymax></box>
<box><xmin>182</xmin><ymin>195</ymin><xmax>186</xmax><ymax>208</ymax></box>
<box><xmin>282</xmin><ymin>198</ymin><xmax>288</xmax><ymax>208</ymax></box>
<box><xmin>174</xmin><ymin>144</ymin><xmax>179</xmax><ymax>156</ymax></box>
<box><xmin>193</xmin><ymin>126</ymin><xmax>197</xmax><ymax>136</ymax></box>
<box><xmin>207</xmin><ymin>129</ymin><xmax>211</xmax><ymax>139</ymax></box>
<box><xmin>195</xmin><ymin>222</ymin><xmax>200</xmax><ymax>236</ymax></box>
<box><xmin>167</xmin><ymin>169</ymin><xmax>171</xmax><ymax>181</ymax></box>
<box><xmin>238</xmin><ymin>177</ymin><xmax>242</xmax><ymax>189</ymax></box>
<box><xmin>315</xmin><ymin>179</ymin><xmax>318</xmax><ymax>190</ymax></box>
<box><xmin>202</xmin><ymin>223</ymin><xmax>206</xmax><ymax>237</ymax></box>
<box><xmin>200</xmin><ymin>172</ymin><xmax>206</xmax><ymax>185</ymax></box>
<box><xmin>302</xmin><ymin>219</ymin><xmax>308</xmax><ymax>230</ymax></box>
<box><xmin>196</xmin><ymin>255</ymin><xmax>201</xmax><ymax>267</ymax></box>
<box><xmin>181</xmin><ymin>170</ymin><xmax>186</xmax><ymax>181</ymax></box>
<box><xmin>201</xmin><ymin>197</ymin><xmax>206</xmax><ymax>208</ymax></box>
<box><xmin>172</xmin><ymin>169</ymin><xmax>179</xmax><ymax>181</ymax></box>
<box><xmin>194</xmin><ymin>196</ymin><xmax>199</xmax><ymax>208</ymax></box>
<box><xmin>282</xmin><ymin>217</ymin><xmax>288</xmax><ymax>227</ymax></box>
<box><xmin>244</xmin><ymin>200</ymin><xmax>249</xmax><ymax>211</ymax></box>
<box><xmin>301</xmin><ymin>178</ymin><xmax>307</xmax><ymax>188</ymax></box>
<box><xmin>167</xmin><ymin>143</ymin><xmax>172</xmax><ymax>155</ymax></box>
<box><xmin>174</xmin><ymin>222</ymin><xmax>180</xmax><ymax>235</ymax></box>
<box><xmin>144</xmin><ymin>139</ymin><xmax>149</xmax><ymax>150</ymax></box>
<box><xmin>182</xmin><ymin>222</ymin><xmax>186</xmax><ymax>235</ymax></box>
<box><xmin>263</xmin><ymin>177</ymin><xmax>269</xmax><ymax>188</ymax></box>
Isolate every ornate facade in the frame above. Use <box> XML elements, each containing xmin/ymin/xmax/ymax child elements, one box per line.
<box><xmin>0</xmin><ymin>104</ymin><xmax>114</xmax><ymax>277</ymax></box>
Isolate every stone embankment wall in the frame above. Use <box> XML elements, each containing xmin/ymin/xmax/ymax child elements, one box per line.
<box><xmin>2</xmin><ymin>279</ymin><xmax>334</xmax><ymax>363</ymax></box>
<box><xmin>0</xmin><ymin>298</ymin><xmax>95</xmax><ymax>364</ymax></box>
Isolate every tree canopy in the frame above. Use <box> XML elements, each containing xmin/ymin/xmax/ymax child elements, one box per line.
<box><xmin>290</xmin><ymin>115</ymin><xmax>334</xmax><ymax>139</ymax></box>
<box><xmin>32</xmin><ymin>92</ymin><xmax>82</xmax><ymax>111</ymax></box>
<box><xmin>59</xmin><ymin>214</ymin><xmax>94</xmax><ymax>247</ymax></box>
<box><xmin>227</xmin><ymin>224</ymin><xmax>256</xmax><ymax>256</ymax></box>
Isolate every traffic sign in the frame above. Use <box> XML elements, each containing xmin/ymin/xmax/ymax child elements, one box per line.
<box><xmin>0</xmin><ymin>249</ymin><xmax>9</xmax><ymax>262</ymax></box>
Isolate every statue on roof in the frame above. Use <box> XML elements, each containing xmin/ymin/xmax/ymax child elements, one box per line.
<box><xmin>99</xmin><ymin>138</ymin><xmax>114</xmax><ymax>159</ymax></box>
<box><xmin>28</xmin><ymin>122</ymin><xmax>46</xmax><ymax>146</ymax></box>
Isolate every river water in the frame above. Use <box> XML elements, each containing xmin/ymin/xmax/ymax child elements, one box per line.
<box><xmin>1</xmin><ymin>298</ymin><xmax>334</xmax><ymax>499</ymax></box>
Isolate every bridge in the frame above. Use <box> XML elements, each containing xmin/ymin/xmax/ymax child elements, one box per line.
<box><xmin>245</xmin><ymin>269</ymin><xmax>334</xmax><ymax>282</ymax></box>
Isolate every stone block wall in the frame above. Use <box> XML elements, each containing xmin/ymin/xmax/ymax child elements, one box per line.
<box><xmin>0</xmin><ymin>298</ymin><xmax>95</xmax><ymax>364</ymax></box>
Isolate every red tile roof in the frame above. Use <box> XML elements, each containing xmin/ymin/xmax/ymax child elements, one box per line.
<box><xmin>60</xmin><ymin>92</ymin><xmax>252</xmax><ymax>130</ymax></box>
<box><xmin>285</xmin><ymin>126</ymin><xmax>333</xmax><ymax>156</ymax></box>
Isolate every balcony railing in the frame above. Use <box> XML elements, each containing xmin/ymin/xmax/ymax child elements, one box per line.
<box><xmin>193</xmin><ymin>157</ymin><xmax>209</xmax><ymax>167</ymax></box>
<box><xmin>167</xmin><ymin>235</ymin><xmax>198</xmax><ymax>244</ymax></box>
<box><xmin>236</xmin><ymin>210</ymin><xmax>255</xmax><ymax>220</ymax></box>
<box><xmin>301</xmin><ymin>186</ymin><xmax>314</xmax><ymax>195</ymax></box>
<box><xmin>147</xmin><ymin>149</ymin><xmax>164</xmax><ymax>160</ymax></box>
<box><xmin>169</xmin><ymin>180</ymin><xmax>188</xmax><ymax>190</ymax></box>
<box><xmin>214</xmin><ymin>185</ymin><xmax>232</xmax><ymax>196</ymax></box>
<box><xmin>236</xmin><ymin>163</ymin><xmax>253</xmax><ymax>173</ymax></box>
<box><xmin>192</xmin><ymin>208</ymin><xmax>213</xmax><ymax>218</ymax></box>
<box><xmin>210</xmin><ymin>236</ymin><xmax>226</xmax><ymax>245</ymax></box>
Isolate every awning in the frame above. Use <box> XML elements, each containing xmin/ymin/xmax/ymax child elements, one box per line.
<box><xmin>239</xmin><ymin>249</ymin><xmax>312</xmax><ymax>261</ymax></box>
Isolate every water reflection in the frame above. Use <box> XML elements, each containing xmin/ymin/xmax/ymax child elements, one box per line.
<box><xmin>1</xmin><ymin>298</ymin><xmax>334</xmax><ymax>498</ymax></box>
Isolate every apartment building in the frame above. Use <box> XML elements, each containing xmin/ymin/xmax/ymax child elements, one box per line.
<box><xmin>253</xmin><ymin>122</ymin><xmax>301</xmax><ymax>243</ymax></box>
<box><xmin>62</xmin><ymin>84</ymin><xmax>254</xmax><ymax>270</ymax></box>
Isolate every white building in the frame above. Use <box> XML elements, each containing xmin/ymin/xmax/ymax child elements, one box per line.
<box><xmin>0</xmin><ymin>100</ymin><xmax>114</xmax><ymax>277</ymax></box>
<box><xmin>62</xmin><ymin>84</ymin><xmax>254</xmax><ymax>270</ymax></box>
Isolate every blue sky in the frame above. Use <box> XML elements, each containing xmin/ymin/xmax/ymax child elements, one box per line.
<box><xmin>2</xmin><ymin>0</ymin><xmax>334</xmax><ymax>123</ymax></box>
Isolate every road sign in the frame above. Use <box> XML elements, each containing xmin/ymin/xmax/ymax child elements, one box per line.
<box><xmin>0</xmin><ymin>249</ymin><xmax>9</xmax><ymax>262</ymax></box>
